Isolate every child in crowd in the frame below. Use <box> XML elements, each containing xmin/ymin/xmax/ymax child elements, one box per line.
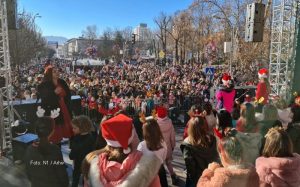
<box><xmin>216</xmin><ymin>109</ymin><xmax>233</xmax><ymax>136</ymax></box>
<box><xmin>156</xmin><ymin>106</ymin><xmax>179</xmax><ymax>185</ymax></box>
<box><xmin>236</xmin><ymin>103</ymin><xmax>258</xmax><ymax>133</ymax></box>
<box><xmin>138</xmin><ymin>118</ymin><xmax>168</xmax><ymax>187</ymax></box>
<box><xmin>69</xmin><ymin>115</ymin><xmax>96</xmax><ymax>187</ymax></box>
<box><xmin>258</xmin><ymin>104</ymin><xmax>282</xmax><ymax>137</ymax></box>
<box><xmin>24</xmin><ymin>117</ymin><xmax>69</xmax><ymax>187</ymax></box>
<box><xmin>82</xmin><ymin>114</ymin><xmax>162</xmax><ymax>187</ymax></box>
<box><xmin>231</xmin><ymin>100</ymin><xmax>241</xmax><ymax>128</ymax></box>
<box><xmin>256</xmin><ymin>127</ymin><xmax>300</xmax><ymax>186</ymax></box>
<box><xmin>203</xmin><ymin>102</ymin><xmax>217</xmax><ymax>135</ymax></box>
<box><xmin>197</xmin><ymin>129</ymin><xmax>259</xmax><ymax>187</ymax></box>
<box><xmin>181</xmin><ymin>117</ymin><xmax>219</xmax><ymax>187</ymax></box>
<box><xmin>183</xmin><ymin>105</ymin><xmax>207</xmax><ymax>139</ymax></box>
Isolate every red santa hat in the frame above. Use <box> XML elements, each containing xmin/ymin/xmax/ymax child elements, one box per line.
<box><xmin>222</xmin><ymin>73</ymin><xmax>231</xmax><ymax>84</ymax></box>
<box><xmin>258</xmin><ymin>68</ymin><xmax>268</xmax><ymax>79</ymax></box>
<box><xmin>156</xmin><ymin>106</ymin><xmax>168</xmax><ymax>119</ymax></box>
<box><xmin>101</xmin><ymin>114</ymin><xmax>134</xmax><ymax>154</ymax></box>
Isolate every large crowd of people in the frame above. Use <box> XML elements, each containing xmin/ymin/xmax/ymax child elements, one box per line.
<box><xmin>18</xmin><ymin>58</ymin><xmax>300</xmax><ymax>187</ymax></box>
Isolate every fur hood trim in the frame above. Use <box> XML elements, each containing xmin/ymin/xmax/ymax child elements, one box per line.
<box><xmin>89</xmin><ymin>152</ymin><xmax>161</xmax><ymax>187</ymax></box>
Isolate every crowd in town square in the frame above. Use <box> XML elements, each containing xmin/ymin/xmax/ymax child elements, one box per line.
<box><xmin>13</xmin><ymin>58</ymin><xmax>300</xmax><ymax>187</ymax></box>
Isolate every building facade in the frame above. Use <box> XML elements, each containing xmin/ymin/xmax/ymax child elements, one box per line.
<box><xmin>64</xmin><ymin>37</ymin><xmax>104</xmax><ymax>58</ymax></box>
<box><xmin>133</xmin><ymin>23</ymin><xmax>152</xmax><ymax>42</ymax></box>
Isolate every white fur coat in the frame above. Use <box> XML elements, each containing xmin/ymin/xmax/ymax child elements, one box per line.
<box><xmin>88</xmin><ymin>152</ymin><xmax>161</xmax><ymax>187</ymax></box>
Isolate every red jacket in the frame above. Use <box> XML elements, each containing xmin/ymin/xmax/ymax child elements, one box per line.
<box><xmin>88</xmin><ymin>101</ymin><xmax>97</xmax><ymax>110</ymax></box>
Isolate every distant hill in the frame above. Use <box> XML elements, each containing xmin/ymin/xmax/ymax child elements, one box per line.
<box><xmin>44</xmin><ymin>36</ymin><xmax>68</xmax><ymax>45</ymax></box>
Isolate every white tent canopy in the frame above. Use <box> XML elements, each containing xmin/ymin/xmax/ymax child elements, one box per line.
<box><xmin>73</xmin><ymin>59</ymin><xmax>105</xmax><ymax>66</ymax></box>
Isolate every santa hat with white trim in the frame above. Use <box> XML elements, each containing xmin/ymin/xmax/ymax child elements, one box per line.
<box><xmin>258</xmin><ymin>68</ymin><xmax>268</xmax><ymax>79</ymax></box>
<box><xmin>101</xmin><ymin>114</ymin><xmax>134</xmax><ymax>154</ymax></box>
<box><xmin>222</xmin><ymin>73</ymin><xmax>231</xmax><ymax>85</ymax></box>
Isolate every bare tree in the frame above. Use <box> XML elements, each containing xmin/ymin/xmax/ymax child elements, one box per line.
<box><xmin>82</xmin><ymin>25</ymin><xmax>98</xmax><ymax>45</ymax></box>
<box><xmin>120</xmin><ymin>26</ymin><xmax>133</xmax><ymax>41</ymax></box>
<box><xmin>154</xmin><ymin>12</ymin><xmax>172</xmax><ymax>61</ymax></box>
<box><xmin>98</xmin><ymin>27</ymin><xmax>114</xmax><ymax>59</ymax></box>
<box><xmin>9</xmin><ymin>10</ymin><xmax>46</xmax><ymax>65</ymax></box>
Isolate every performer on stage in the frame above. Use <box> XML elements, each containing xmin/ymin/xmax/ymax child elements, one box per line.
<box><xmin>216</xmin><ymin>73</ymin><xmax>236</xmax><ymax>112</ymax></box>
<box><xmin>37</xmin><ymin>63</ymin><xmax>73</xmax><ymax>144</ymax></box>
<box><xmin>256</xmin><ymin>68</ymin><xmax>270</xmax><ymax>105</ymax></box>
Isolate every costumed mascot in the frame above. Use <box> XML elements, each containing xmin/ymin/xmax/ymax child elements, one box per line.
<box><xmin>216</xmin><ymin>73</ymin><xmax>236</xmax><ymax>112</ymax></box>
<box><xmin>256</xmin><ymin>68</ymin><xmax>270</xmax><ymax>105</ymax></box>
<box><xmin>37</xmin><ymin>64</ymin><xmax>73</xmax><ymax>144</ymax></box>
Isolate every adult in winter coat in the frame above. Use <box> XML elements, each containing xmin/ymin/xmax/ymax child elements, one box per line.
<box><xmin>256</xmin><ymin>127</ymin><xmax>300</xmax><ymax>187</ymax></box>
<box><xmin>180</xmin><ymin>117</ymin><xmax>219</xmax><ymax>187</ymax></box>
<box><xmin>156</xmin><ymin>106</ymin><xmax>179</xmax><ymax>184</ymax></box>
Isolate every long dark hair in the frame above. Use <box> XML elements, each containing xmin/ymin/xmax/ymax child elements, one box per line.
<box><xmin>43</xmin><ymin>66</ymin><xmax>54</xmax><ymax>83</ymax></box>
<box><xmin>240</xmin><ymin>103</ymin><xmax>257</xmax><ymax>132</ymax></box>
<box><xmin>35</xmin><ymin>117</ymin><xmax>54</xmax><ymax>155</ymax></box>
<box><xmin>217</xmin><ymin>110</ymin><xmax>233</xmax><ymax>135</ymax></box>
<box><xmin>143</xmin><ymin>118</ymin><xmax>164</xmax><ymax>151</ymax></box>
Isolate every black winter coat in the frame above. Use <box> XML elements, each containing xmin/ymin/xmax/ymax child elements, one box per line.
<box><xmin>69</xmin><ymin>133</ymin><xmax>96</xmax><ymax>170</ymax></box>
<box><xmin>37</xmin><ymin>79</ymin><xmax>71</xmax><ymax>125</ymax></box>
<box><xmin>180</xmin><ymin>135</ymin><xmax>219</xmax><ymax>185</ymax></box>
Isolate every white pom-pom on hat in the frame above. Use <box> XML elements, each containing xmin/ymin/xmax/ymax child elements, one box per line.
<box><xmin>101</xmin><ymin>114</ymin><xmax>134</xmax><ymax>154</ymax></box>
<box><xmin>258</xmin><ymin>68</ymin><xmax>268</xmax><ymax>79</ymax></box>
<box><xmin>222</xmin><ymin>73</ymin><xmax>231</xmax><ymax>85</ymax></box>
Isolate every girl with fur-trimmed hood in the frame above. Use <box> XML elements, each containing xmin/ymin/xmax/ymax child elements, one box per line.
<box><xmin>82</xmin><ymin>114</ymin><xmax>162</xmax><ymax>187</ymax></box>
<box><xmin>256</xmin><ymin>127</ymin><xmax>300</xmax><ymax>187</ymax></box>
<box><xmin>197</xmin><ymin>129</ymin><xmax>259</xmax><ymax>187</ymax></box>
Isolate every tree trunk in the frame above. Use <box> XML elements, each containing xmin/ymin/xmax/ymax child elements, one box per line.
<box><xmin>175</xmin><ymin>39</ymin><xmax>179</xmax><ymax>63</ymax></box>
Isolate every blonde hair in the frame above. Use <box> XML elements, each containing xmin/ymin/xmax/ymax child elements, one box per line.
<box><xmin>71</xmin><ymin>115</ymin><xmax>93</xmax><ymax>133</ymax></box>
<box><xmin>262</xmin><ymin>127</ymin><xmax>293</xmax><ymax>158</ymax></box>
<box><xmin>81</xmin><ymin>145</ymin><xmax>129</xmax><ymax>178</ymax></box>
<box><xmin>263</xmin><ymin>104</ymin><xmax>279</xmax><ymax>121</ymax></box>
<box><xmin>217</xmin><ymin>135</ymin><xmax>243</xmax><ymax>164</ymax></box>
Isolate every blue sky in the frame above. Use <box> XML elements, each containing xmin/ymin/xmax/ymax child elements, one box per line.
<box><xmin>18</xmin><ymin>0</ymin><xmax>194</xmax><ymax>39</ymax></box>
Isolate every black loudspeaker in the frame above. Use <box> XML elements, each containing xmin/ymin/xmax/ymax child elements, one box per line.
<box><xmin>245</xmin><ymin>3</ymin><xmax>265</xmax><ymax>42</ymax></box>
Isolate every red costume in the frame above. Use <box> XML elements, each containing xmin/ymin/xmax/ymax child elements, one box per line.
<box><xmin>256</xmin><ymin>68</ymin><xmax>269</xmax><ymax>104</ymax></box>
